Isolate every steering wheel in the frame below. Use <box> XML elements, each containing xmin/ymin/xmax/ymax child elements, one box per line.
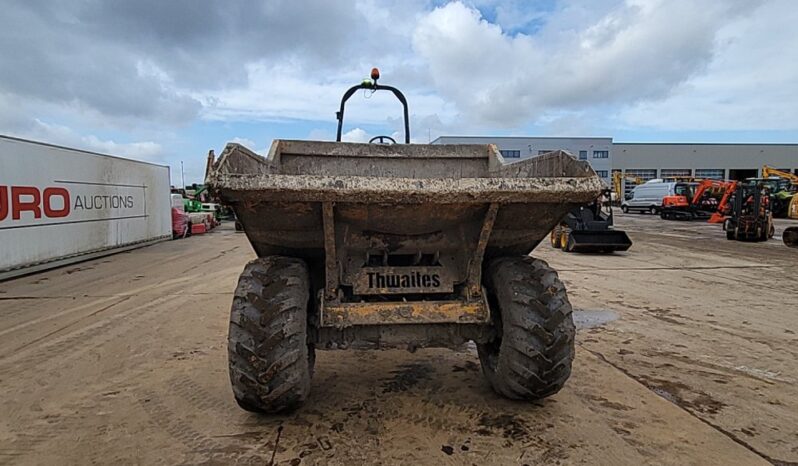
<box><xmin>369</xmin><ymin>135</ymin><xmax>396</xmax><ymax>145</ymax></box>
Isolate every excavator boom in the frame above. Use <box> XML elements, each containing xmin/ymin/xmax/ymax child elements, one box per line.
<box><xmin>762</xmin><ymin>165</ymin><xmax>798</xmax><ymax>184</ymax></box>
<box><xmin>708</xmin><ymin>180</ymin><xmax>738</xmax><ymax>224</ymax></box>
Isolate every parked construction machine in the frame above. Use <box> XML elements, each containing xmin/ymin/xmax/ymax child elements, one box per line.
<box><xmin>611</xmin><ymin>171</ymin><xmax>642</xmax><ymax>205</ymax></box>
<box><xmin>723</xmin><ymin>181</ymin><xmax>775</xmax><ymax>242</ymax></box>
<box><xmin>784</xmin><ymin>227</ymin><xmax>798</xmax><ymax>248</ymax></box>
<box><xmin>761</xmin><ymin>166</ymin><xmax>798</xmax><ymax>219</ymax></box>
<box><xmin>550</xmin><ymin>188</ymin><xmax>632</xmax><ymax>253</ymax></box>
<box><xmin>660</xmin><ymin>179</ymin><xmax>734</xmax><ymax>221</ymax></box>
<box><xmin>206</xmin><ymin>70</ymin><xmax>603</xmax><ymax>413</ymax></box>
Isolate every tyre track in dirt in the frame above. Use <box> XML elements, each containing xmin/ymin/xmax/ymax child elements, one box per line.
<box><xmin>0</xmin><ymin>294</ymin><xmax>176</xmax><ymax>383</ymax></box>
<box><xmin>584</xmin><ymin>346</ymin><xmax>797</xmax><ymax>466</ymax></box>
<box><xmin>137</xmin><ymin>392</ymin><xmax>269</xmax><ymax>465</ymax></box>
<box><xmin>1</xmin><ymin>225</ymin><xmax>784</xmax><ymax>465</ymax></box>
<box><xmin>0</xmin><ymin>263</ymin><xmax>240</xmax><ymax>381</ymax></box>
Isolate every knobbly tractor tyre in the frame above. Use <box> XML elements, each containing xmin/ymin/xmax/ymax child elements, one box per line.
<box><xmin>549</xmin><ymin>227</ymin><xmax>561</xmax><ymax>248</ymax></box>
<box><xmin>477</xmin><ymin>256</ymin><xmax>575</xmax><ymax>400</ymax></box>
<box><xmin>560</xmin><ymin>228</ymin><xmax>572</xmax><ymax>252</ymax></box>
<box><xmin>228</xmin><ymin>256</ymin><xmax>314</xmax><ymax>413</ymax></box>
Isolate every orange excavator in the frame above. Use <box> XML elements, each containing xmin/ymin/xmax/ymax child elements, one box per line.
<box><xmin>660</xmin><ymin>179</ymin><xmax>736</xmax><ymax>221</ymax></box>
<box><xmin>708</xmin><ymin>180</ymin><xmax>739</xmax><ymax>224</ymax></box>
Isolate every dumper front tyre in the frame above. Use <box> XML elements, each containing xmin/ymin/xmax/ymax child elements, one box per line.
<box><xmin>228</xmin><ymin>256</ymin><xmax>314</xmax><ymax>413</ymax></box>
<box><xmin>477</xmin><ymin>256</ymin><xmax>575</xmax><ymax>400</ymax></box>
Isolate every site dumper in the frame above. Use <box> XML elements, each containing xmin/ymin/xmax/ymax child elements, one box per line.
<box><xmin>206</xmin><ymin>73</ymin><xmax>603</xmax><ymax>413</ymax></box>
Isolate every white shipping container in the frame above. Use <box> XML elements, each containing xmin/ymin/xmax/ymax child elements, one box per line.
<box><xmin>0</xmin><ymin>135</ymin><xmax>172</xmax><ymax>280</ymax></box>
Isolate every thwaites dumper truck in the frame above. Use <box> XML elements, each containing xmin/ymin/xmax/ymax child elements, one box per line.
<box><xmin>206</xmin><ymin>70</ymin><xmax>603</xmax><ymax>413</ymax></box>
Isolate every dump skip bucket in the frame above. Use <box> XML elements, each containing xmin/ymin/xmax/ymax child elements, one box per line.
<box><xmin>207</xmin><ymin>141</ymin><xmax>605</xmax><ymax>261</ymax></box>
<box><xmin>566</xmin><ymin>230</ymin><xmax>632</xmax><ymax>253</ymax></box>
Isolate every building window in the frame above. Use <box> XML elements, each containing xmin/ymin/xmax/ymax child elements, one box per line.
<box><xmin>537</xmin><ymin>149</ymin><xmax>554</xmax><ymax>155</ymax></box>
<box><xmin>596</xmin><ymin>170</ymin><xmax>609</xmax><ymax>178</ymax></box>
<box><xmin>578</xmin><ymin>150</ymin><xmax>587</xmax><ymax>160</ymax></box>
<box><xmin>500</xmin><ymin>150</ymin><xmax>521</xmax><ymax>158</ymax></box>
<box><xmin>623</xmin><ymin>169</ymin><xmax>658</xmax><ymax>197</ymax></box>
<box><xmin>660</xmin><ymin>169</ymin><xmax>692</xmax><ymax>180</ymax></box>
<box><xmin>695</xmin><ymin>169</ymin><xmax>724</xmax><ymax>180</ymax></box>
<box><xmin>593</xmin><ymin>150</ymin><xmax>609</xmax><ymax>159</ymax></box>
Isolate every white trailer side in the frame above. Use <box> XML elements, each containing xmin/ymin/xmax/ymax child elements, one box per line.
<box><xmin>0</xmin><ymin>135</ymin><xmax>172</xmax><ymax>280</ymax></box>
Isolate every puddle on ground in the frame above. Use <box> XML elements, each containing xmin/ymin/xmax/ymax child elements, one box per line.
<box><xmin>573</xmin><ymin>309</ymin><xmax>619</xmax><ymax>329</ymax></box>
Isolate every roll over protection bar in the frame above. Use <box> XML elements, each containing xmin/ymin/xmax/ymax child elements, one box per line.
<box><xmin>335</xmin><ymin>78</ymin><xmax>410</xmax><ymax>144</ymax></box>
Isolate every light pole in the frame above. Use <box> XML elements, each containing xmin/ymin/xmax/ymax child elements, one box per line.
<box><xmin>180</xmin><ymin>161</ymin><xmax>185</xmax><ymax>190</ymax></box>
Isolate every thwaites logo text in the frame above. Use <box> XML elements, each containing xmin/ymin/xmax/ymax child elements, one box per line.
<box><xmin>367</xmin><ymin>271</ymin><xmax>442</xmax><ymax>289</ymax></box>
<box><xmin>0</xmin><ymin>183</ymin><xmax>144</xmax><ymax>228</ymax></box>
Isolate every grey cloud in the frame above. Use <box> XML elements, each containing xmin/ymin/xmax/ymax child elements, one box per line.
<box><xmin>0</xmin><ymin>0</ymin><xmax>361</xmax><ymax>126</ymax></box>
<box><xmin>82</xmin><ymin>0</ymin><xmax>362</xmax><ymax>87</ymax></box>
<box><xmin>413</xmin><ymin>0</ymin><xmax>765</xmax><ymax>127</ymax></box>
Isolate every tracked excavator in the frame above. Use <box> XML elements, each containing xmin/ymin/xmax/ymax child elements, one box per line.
<box><xmin>660</xmin><ymin>179</ymin><xmax>735</xmax><ymax>221</ymax></box>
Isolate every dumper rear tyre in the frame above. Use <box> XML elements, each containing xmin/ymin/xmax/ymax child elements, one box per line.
<box><xmin>228</xmin><ymin>256</ymin><xmax>314</xmax><ymax>413</ymax></box>
<box><xmin>477</xmin><ymin>256</ymin><xmax>575</xmax><ymax>400</ymax></box>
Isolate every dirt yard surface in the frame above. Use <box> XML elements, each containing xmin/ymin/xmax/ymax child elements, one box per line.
<box><xmin>1</xmin><ymin>215</ymin><xmax>796</xmax><ymax>465</ymax></box>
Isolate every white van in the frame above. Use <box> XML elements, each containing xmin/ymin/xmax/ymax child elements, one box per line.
<box><xmin>621</xmin><ymin>180</ymin><xmax>693</xmax><ymax>214</ymax></box>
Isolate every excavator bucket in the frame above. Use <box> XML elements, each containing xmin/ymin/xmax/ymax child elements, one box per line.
<box><xmin>784</xmin><ymin>226</ymin><xmax>798</xmax><ymax>248</ymax></box>
<box><xmin>566</xmin><ymin>230</ymin><xmax>632</xmax><ymax>253</ymax></box>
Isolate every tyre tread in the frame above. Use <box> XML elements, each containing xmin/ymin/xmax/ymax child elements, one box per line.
<box><xmin>228</xmin><ymin>256</ymin><xmax>313</xmax><ymax>413</ymax></box>
<box><xmin>477</xmin><ymin>256</ymin><xmax>575</xmax><ymax>400</ymax></box>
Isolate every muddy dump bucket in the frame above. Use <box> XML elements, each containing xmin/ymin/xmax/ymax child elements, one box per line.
<box><xmin>566</xmin><ymin>230</ymin><xmax>632</xmax><ymax>253</ymax></box>
<box><xmin>207</xmin><ymin>140</ymin><xmax>602</xmax><ymax>264</ymax></box>
<box><xmin>784</xmin><ymin>226</ymin><xmax>798</xmax><ymax>248</ymax></box>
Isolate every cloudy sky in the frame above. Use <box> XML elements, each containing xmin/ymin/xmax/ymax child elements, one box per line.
<box><xmin>1</xmin><ymin>0</ymin><xmax>796</xmax><ymax>183</ymax></box>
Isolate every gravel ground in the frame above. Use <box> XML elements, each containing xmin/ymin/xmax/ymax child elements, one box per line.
<box><xmin>0</xmin><ymin>214</ymin><xmax>795</xmax><ymax>465</ymax></box>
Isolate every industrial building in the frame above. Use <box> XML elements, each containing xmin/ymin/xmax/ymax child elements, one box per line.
<box><xmin>431</xmin><ymin>136</ymin><xmax>614</xmax><ymax>179</ymax></box>
<box><xmin>433</xmin><ymin>136</ymin><xmax>798</xmax><ymax>194</ymax></box>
